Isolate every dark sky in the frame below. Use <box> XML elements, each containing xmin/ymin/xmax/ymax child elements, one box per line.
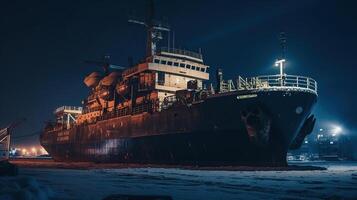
<box><xmin>0</xmin><ymin>0</ymin><xmax>356</xmax><ymax>146</ymax></box>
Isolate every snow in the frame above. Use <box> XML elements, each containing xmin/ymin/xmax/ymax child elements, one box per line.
<box><xmin>0</xmin><ymin>176</ymin><xmax>53</xmax><ymax>200</ymax></box>
<box><xmin>2</xmin><ymin>161</ymin><xmax>357</xmax><ymax>200</ymax></box>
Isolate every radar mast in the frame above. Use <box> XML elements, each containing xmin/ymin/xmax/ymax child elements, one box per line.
<box><xmin>128</xmin><ymin>0</ymin><xmax>170</xmax><ymax>57</ymax></box>
<box><xmin>275</xmin><ymin>32</ymin><xmax>287</xmax><ymax>81</ymax></box>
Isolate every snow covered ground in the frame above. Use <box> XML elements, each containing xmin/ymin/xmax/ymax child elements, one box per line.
<box><xmin>2</xmin><ymin>161</ymin><xmax>357</xmax><ymax>200</ymax></box>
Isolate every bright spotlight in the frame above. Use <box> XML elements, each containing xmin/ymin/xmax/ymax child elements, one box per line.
<box><xmin>275</xmin><ymin>59</ymin><xmax>286</xmax><ymax>77</ymax></box>
<box><xmin>331</xmin><ymin>125</ymin><xmax>342</xmax><ymax>135</ymax></box>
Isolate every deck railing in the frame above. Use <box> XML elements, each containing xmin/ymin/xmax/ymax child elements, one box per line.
<box><xmin>160</xmin><ymin>47</ymin><xmax>203</xmax><ymax>60</ymax></box>
<box><xmin>54</xmin><ymin>106</ymin><xmax>83</xmax><ymax>114</ymax></box>
<box><xmin>162</xmin><ymin>95</ymin><xmax>177</xmax><ymax>109</ymax></box>
<box><xmin>238</xmin><ymin>74</ymin><xmax>317</xmax><ymax>94</ymax></box>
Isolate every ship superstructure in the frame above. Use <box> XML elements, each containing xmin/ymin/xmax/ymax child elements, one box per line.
<box><xmin>40</xmin><ymin>1</ymin><xmax>318</xmax><ymax>166</ymax></box>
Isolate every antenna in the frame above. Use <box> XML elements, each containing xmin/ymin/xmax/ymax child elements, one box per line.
<box><xmin>275</xmin><ymin>32</ymin><xmax>287</xmax><ymax>85</ymax></box>
<box><xmin>172</xmin><ymin>31</ymin><xmax>175</xmax><ymax>49</ymax></box>
<box><xmin>128</xmin><ymin>0</ymin><xmax>170</xmax><ymax>57</ymax></box>
<box><xmin>168</xmin><ymin>28</ymin><xmax>170</xmax><ymax>50</ymax></box>
<box><xmin>279</xmin><ymin>32</ymin><xmax>287</xmax><ymax>59</ymax></box>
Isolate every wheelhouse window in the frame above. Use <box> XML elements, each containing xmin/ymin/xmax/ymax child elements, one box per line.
<box><xmin>186</xmin><ymin>64</ymin><xmax>191</xmax><ymax>69</ymax></box>
<box><xmin>154</xmin><ymin>59</ymin><xmax>160</xmax><ymax>64</ymax></box>
<box><xmin>173</xmin><ymin>62</ymin><xmax>179</xmax><ymax>67</ymax></box>
<box><xmin>160</xmin><ymin>60</ymin><xmax>167</xmax><ymax>65</ymax></box>
<box><xmin>180</xmin><ymin>63</ymin><xmax>185</xmax><ymax>68</ymax></box>
<box><xmin>167</xmin><ymin>61</ymin><xmax>173</xmax><ymax>66</ymax></box>
<box><xmin>196</xmin><ymin>67</ymin><xmax>200</xmax><ymax>71</ymax></box>
<box><xmin>200</xmin><ymin>67</ymin><xmax>205</xmax><ymax>72</ymax></box>
<box><xmin>157</xmin><ymin>72</ymin><xmax>165</xmax><ymax>85</ymax></box>
<box><xmin>191</xmin><ymin>66</ymin><xmax>196</xmax><ymax>70</ymax></box>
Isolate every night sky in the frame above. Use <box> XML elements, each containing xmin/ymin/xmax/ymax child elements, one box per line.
<box><xmin>0</xmin><ymin>0</ymin><xmax>356</xmax><ymax>146</ymax></box>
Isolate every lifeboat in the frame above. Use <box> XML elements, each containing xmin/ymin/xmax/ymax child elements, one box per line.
<box><xmin>84</xmin><ymin>72</ymin><xmax>102</xmax><ymax>88</ymax></box>
<box><xmin>100</xmin><ymin>72</ymin><xmax>121</xmax><ymax>87</ymax></box>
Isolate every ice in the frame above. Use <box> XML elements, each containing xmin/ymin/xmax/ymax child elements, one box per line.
<box><xmin>4</xmin><ymin>161</ymin><xmax>357</xmax><ymax>200</ymax></box>
<box><xmin>0</xmin><ymin>176</ymin><xmax>53</xmax><ymax>200</ymax></box>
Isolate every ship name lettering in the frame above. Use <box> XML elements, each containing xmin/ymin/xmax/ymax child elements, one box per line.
<box><xmin>236</xmin><ymin>94</ymin><xmax>258</xmax><ymax>100</ymax></box>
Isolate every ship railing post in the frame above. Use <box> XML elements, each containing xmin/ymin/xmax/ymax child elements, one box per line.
<box><xmin>315</xmin><ymin>81</ymin><xmax>317</xmax><ymax>93</ymax></box>
<box><xmin>296</xmin><ymin>76</ymin><xmax>299</xmax><ymax>87</ymax></box>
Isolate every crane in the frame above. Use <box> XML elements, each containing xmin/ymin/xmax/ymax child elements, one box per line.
<box><xmin>0</xmin><ymin>118</ymin><xmax>25</xmax><ymax>161</ymax></box>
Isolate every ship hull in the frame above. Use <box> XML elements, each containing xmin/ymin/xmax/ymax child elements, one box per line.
<box><xmin>41</xmin><ymin>89</ymin><xmax>317</xmax><ymax>166</ymax></box>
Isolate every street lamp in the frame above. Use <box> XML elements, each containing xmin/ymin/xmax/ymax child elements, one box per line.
<box><xmin>275</xmin><ymin>59</ymin><xmax>286</xmax><ymax>86</ymax></box>
<box><xmin>275</xmin><ymin>59</ymin><xmax>286</xmax><ymax>77</ymax></box>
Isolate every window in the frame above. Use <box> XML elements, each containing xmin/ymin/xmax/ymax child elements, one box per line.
<box><xmin>167</xmin><ymin>61</ymin><xmax>173</xmax><ymax>66</ymax></box>
<box><xmin>154</xmin><ymin>59</ymin><xmax>160</xmax><ymax>64</ymax></box>
<box><xmin>200</xmin><ymin>68</ymin><xmax>205</xmax><ymax>72</ymax></box>
<box><xmin>191</xmin><ymin>66</ymin><xmax>196</xmax><ymax>70</ymax></box>
<box><xmin>158</xmin><ymin>72</ymin><xmax>165</xmax><ymax>85</ymax></box>
<box><xmin>196</xmin><ymin>67</ymin><xmax>200</xmax><ymax>71</ymax></box>
<box><xmin>173</xmin><ymin>62</ymin><xmax>179</xmax><ymax>67</ymax></box>
<box><xmin>186</xmin><ymin>64</ymin><xmax>191</xmax><ymax>69</ymax></box>
<box><xmin>160</xmin><ymin>60</ymin><xmax>167</xmax><ymax>65</ymax></box>
<box><xmin>180</xmin><ymin>63</ymin><xmax>185</xmax><ymax>68</ymax></box>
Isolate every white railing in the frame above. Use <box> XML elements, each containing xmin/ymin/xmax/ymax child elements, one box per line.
<box><xmin>160</xmin><ymin>47</ymin><xmax>203</xmax><ymax>60</ymax></box>
<box><xmin>238</xmin><ymin>74</ymin><xmax>317</xmax><ymax>94</ymax></box>
<box><xmin>54</xmin><ymin>106</ymin><xmax>83</xmax><ymax>114</ymax></box>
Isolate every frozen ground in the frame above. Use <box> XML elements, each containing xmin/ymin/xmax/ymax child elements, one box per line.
<box><xmin>2</xmin><ymin>161</ymin><xmax>357</xmax><ymax>200</ymax></box>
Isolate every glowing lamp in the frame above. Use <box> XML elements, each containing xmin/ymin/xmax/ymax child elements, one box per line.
<box><xmin>275</xmin><ymin>59</ymin><xmax>286</xmax><ymax>77</ymax></box>
<box><xmin>331</xmin><ymin>125</ymin><xmax>342</xmax><ymax>135</ymax></box>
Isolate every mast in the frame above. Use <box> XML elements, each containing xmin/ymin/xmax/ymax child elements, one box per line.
<box><xmin>279</xmin><ymin>32</ymin><xmax>287</xmax><ymax>60</ymax></box>
<box><xmin>129</xmin><ymin>0</ymin><xmax>170</xmax><ymax>57</ymax></box>
<box><xmin>275</xmin><ymin>32</ymin><xmax>287</xmax><ymax>85</ymax></box>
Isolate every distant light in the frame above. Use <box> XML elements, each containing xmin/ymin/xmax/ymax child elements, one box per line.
<box><xmin>40</xmin><ymin>148</ymin><xmax>48</xmax><ymax>155</ymax></box>
<box><xmin>330</xmin><ymin>141</ymin><xmax>334</xmax><ymax>145</ymax></box>
<box><xmin>319</xmin><ymin>128</ymin><xmax>323</xmax><ymax>132</ymax></box>
<box><xmin>331</xmin><ymin>125</ymin><xmax>342</xmax><ymax>135</ymax></box>
<box><xmin>31</xmin><ymin>147</ymin><xmax>36</xmax><ymax>153</ymax></box>
<box><xmin>304</xmin><ymin>141</ymin><xmax>308</xmax><ymax>144</ymax></box>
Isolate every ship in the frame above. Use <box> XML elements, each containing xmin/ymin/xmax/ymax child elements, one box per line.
<box><xmin>40</xmin><ymin>1</ymin><xmax>317</xmax><ymax>166</ymax></box>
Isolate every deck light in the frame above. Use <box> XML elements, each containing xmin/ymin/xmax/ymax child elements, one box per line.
<box><xmin>275</xmin><ymin>59</ymin><xmax>286</xmax><ymax>77</ymax></box>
